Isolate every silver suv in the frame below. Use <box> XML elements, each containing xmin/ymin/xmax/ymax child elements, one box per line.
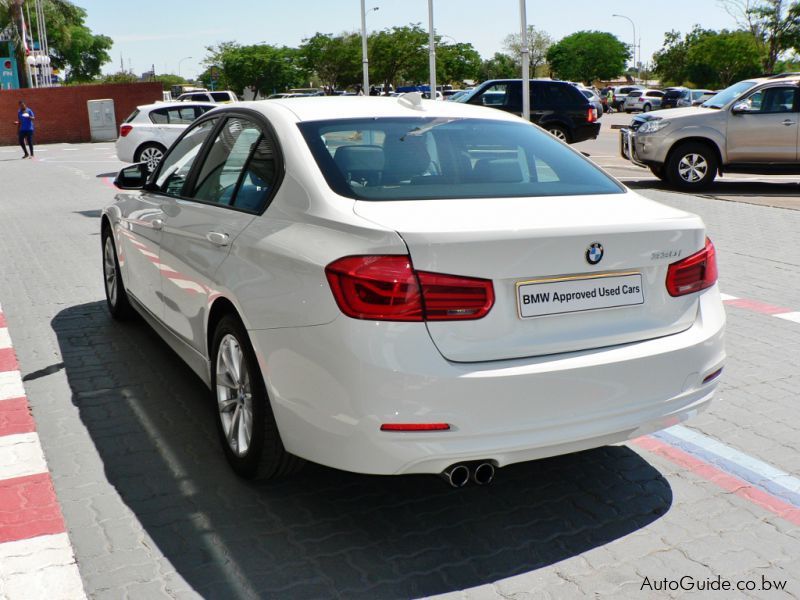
<box><xmin>620</xmin><ymin>74</ymin><xmax>800</xmax><ymax>188</ymax></box>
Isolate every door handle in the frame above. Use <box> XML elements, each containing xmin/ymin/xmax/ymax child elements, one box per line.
<box><xmin>152</xmin><ymin>218</ymin><xmax>164</xmax><ymax>230</ymax></box>
<box><xmin>783</xmin><ymin>119</ymin><xmax>796</xmax><ymax>126</ymax></box>
<box><xmin>206</xmin><ymin>231</ymin><xmax>230</xmax><ymax>247</ymax></box>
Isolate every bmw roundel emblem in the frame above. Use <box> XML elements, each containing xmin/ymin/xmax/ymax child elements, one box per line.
<box><xmin>586</xmin><ymin>242</ymin><xmax>604</xmax><ymax>265</ymax></box>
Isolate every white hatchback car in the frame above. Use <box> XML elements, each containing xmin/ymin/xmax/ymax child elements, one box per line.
<box><xmin>116</xmin><ymin>101</ymin><xmax>216</xmax><ymax>172</ymax></box>
<box><xmin>102</xmin><ymin>95</ymin><xmax>725</xmax><ymax>486</ymax></box>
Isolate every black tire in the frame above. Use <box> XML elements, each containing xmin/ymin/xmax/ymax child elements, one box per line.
<box><xmin>211</xmin><ymin>314</ymin><xmax>304</xmax><ymax>480</ymax></box>
<box><xmin>135</xmin><ymin>143</ymin><xmax>166</xmax><ymax>173</ymax></box>
<box><xmin>666</xmin><ymin>142</ymin><xmax>718</xmax><ymax>189</ymax></box>
<box><xmin>102</xmin><ymin>226</ymin><xmax>135</xmax><ymax>320</ymax></box>
<box><xmin>643</xmin><ymin>103</ymin><xmax>651</xmax><ymax>113</ymax></box>
<box><xmin>649</xmin><ymin>165</ymin><xmax>667</xmax><ymax>181</ymax></box>
<box><xmin>546</xmin><ymin>125</ymin><xmax>570</xmax><ymax>143</ymax></box>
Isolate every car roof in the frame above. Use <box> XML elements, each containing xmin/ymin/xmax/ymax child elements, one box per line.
<box><xmin>221</xmin><ymin>95</ymin><xmax>525</xmax><ymax>124</ymax></box>
<box><xmin>138</xmin><ymin>100</ymin><xmax>216</xmax><ymax>111</ymax></box>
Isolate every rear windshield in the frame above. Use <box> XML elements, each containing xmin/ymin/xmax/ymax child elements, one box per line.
<box><xmin>664</xmin><ymin>89</ymin><xmax>687</xmax><ymax>99</ymax></box>
<box><xmin>298</xmin><ymin>117</ymin><xmax>624</xmax><ymax>201</ymax></box>
<box><xmin>627</xmin><ymin>91</ymin><xmax>642</xmax><ymax>99</ymax></box>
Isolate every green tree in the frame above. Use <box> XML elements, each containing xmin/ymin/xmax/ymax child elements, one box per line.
<box><xmin>436</xmin><ymin>41</ymin><xmax>481</xmax><ymax>85</ymax></box>
<box><xmin>546</xmin><ymin>31</ymin><xmax>629</xmax><ymax>83</ymax></box>
<box><xmin>203</xmin><ymin>42</ymin><xmax>307</xmax><ymax>96</ymax></box>
<box><xmin>503</xmin><ymin>25</ymin><xmax>553</xmax><ymax>75</ymax></box>
<box><xmin>153</xmin><ymin>73</ymin><xmax>188</xmax><ymax>90</ymax></box>
<box><xmin>100</xmin><ymin>71</ymin><xmax>139</xmax><ymax>84</ymax></box>
<box><xmin>721</xmin><ymin>0</ymin><xmax>800</xmax><ymax>73</ymax></box>
<box><xmin>478</xmin><ymin>52</ymin><xmax>518</xmax><ymax>80</ymax></box>
<box><xmin>652</xmin><ymin>26</ymin><xmax>716</xmax><ymax>85</ymax></box>
<box><xmin>0</xmin><ymin>0</ymin><xmax>112</xmax><ymax>84</ymax></box>
<box><xmin>686</xmin><ymin>29</ymin><xmax>764</xmax><ymax>86</ymax></box>
<box><xmin>298</xmin><ymin>32</ymin><xmax>361</xmax><ymax>92</ymax></box>
<box><xmin>369</xmin><ymin>24</ymin><xmax>428</xmax><ymax>90</ymax></box>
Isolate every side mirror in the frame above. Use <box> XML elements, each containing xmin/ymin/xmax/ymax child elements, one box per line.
<box><xmin>731</xmin><ymin>102</ymin><xmax>751</xmax><ymax>114</ymax></box>
<box><xmin>114</xmin><ymin>163</ymin><xmax>150</xmax><ymax>190</ymax></box>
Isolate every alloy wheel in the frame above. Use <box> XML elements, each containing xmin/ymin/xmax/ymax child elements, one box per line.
<box><xmin>216</xmin><ymin>334</ymin><xmax>254</xmax><ymax>457</ymax></box>
<box><xmin>139</xmin><ymin>146</ymin><xmax>164</xmax><ymax>172</ymax></box>
<box><xmin>548</xmin><ymin>128</ymin><xmax>567</xmax><ymax>142</ymax></box>
<box><xmin>103</xmin><ymin>236</ymin><xmax>118</xmax><ymax>307</ymax></box>
<box><xmin>677</xmin><ymin>153</ymin><xmax>708</xmax><ymax>183</ymax></box>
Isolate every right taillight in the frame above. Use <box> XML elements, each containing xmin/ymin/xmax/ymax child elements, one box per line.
<box><xmin>666</xmin><ymin>238</ymin><xmax>718</xmax><ymax>297</ymax></box>
<box><xmin>120</xmin><ymin>124</ymin><xmax>133</xmax><ymax>137</ymax></box>
<box><xmin>325</xmin><ymin>255</ymin><xmax>494</xmax><ymax>321</ymax></box>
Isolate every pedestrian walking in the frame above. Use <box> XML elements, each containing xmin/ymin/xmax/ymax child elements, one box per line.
<box><xmin>17</xmin><ymin>101</ymin><xmax>35</xmax><ymax>159</ymax></box>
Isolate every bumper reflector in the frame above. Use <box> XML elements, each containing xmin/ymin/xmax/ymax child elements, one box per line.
<box><xmin>380</xmin><ymin>423</ymin><xmax>451</xmax><ymax>432</ymax></box>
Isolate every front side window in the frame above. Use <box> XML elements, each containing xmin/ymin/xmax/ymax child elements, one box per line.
<box><xmin>299</xmin><ymin>117</ymin><xmax>623</xmax><ymax>201</ymax></box>
<box><xmin>470</xmin><ymin>83</ymin><xmax>520</xmax><ymax>110</ymax></box>
<box><xmin>190</xmin><ymin>118</ymin><xmax>265</xmax><ymax>207</ymax></box>
<box><xmin>740</xmin><ymin>87</ymin><xmax>796</xmax><ymax>113</ymax></box>
<box><xmin>155</xmin><ymin>119</ymin><xmax>218</xmax><ymax>197</ymax></box>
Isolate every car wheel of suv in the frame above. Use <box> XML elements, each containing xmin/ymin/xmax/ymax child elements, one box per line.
<box><xmin>643</xmin><ymin>103</ymin><xmax>652</xmax><ymax>112</ymax></box>
<box><xmin>102</xmin><ymin>226</ymin><xmax>135</xmax><ymax>320</ymax></box>
<box><xmin>666</xmin><ymin>142</ymin><xmax>718</xmax><ymax>189</ymax></box>
<box><xmin>135</xmin><ymin>143</ymin><xmax>166</xmax><ymax>173</ymax></box>
<box><xmin>546</xmin><ymin>125</ymin><xmax>570</xmax><ymax>143</ymax></box>
<box><xmin>211</xmin><ymin>314</ymin><xmax>304</xmax><ymax>480</ymax></box>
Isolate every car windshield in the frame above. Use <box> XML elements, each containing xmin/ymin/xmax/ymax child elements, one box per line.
<box><xmin>298</xmin><ymin>117</ymin><xmax>624</xmax><ymax>201</ymax></box>
<box><xmin>702</xmin><ymin>80</ymin><xmax>757</xmax><ymax>108</ymax></box>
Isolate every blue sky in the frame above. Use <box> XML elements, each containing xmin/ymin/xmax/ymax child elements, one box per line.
<box><xmin>76</xmin><ymin>1</ymin><xmax>740</xmax><ymax>79</ymax></box>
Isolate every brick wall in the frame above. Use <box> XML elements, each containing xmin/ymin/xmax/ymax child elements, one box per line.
<box><xmin>0</xmin><ymin>83</ymin><xmax>163</xmax><ymax>146</ymax></box>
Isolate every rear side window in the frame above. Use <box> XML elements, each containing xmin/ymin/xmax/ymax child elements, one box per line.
<box><xmin>149</xmin><ymin>106</ymin><xmax>200</xmax><ymax>124</ymax></box>
<box><xmin>124</xmin><ymin>109</ymin><xmax>140</xmax><ymax>124</ymax></box>
<box><xmin>299</xmin><ymin>117</ymin><xmax>623</xmax><ymax>201</ymax></box>
<box><xmin>211</xmin><ymin>92</ymin><xmax>233</xmax><ymax>102</ymax></box>
<box><xmin>539</xmin><ymin>83</ymin><xmax>584</xmax><ymax>107</ymax></box>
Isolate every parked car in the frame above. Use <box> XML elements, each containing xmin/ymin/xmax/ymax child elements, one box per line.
<box><xmin>579</xmin><ymin>88</ymin><xmax>604</xmax><ymax>117</ymax></box>
<box><xmin>623</xmin><ymin>89</ymin><xmax>665</xmax><ymax>113</ymax></box>
<box><xmin>661</xmin><ymin>88</ymin><xmax>715</xmax><ymax>109</ymax></box>
<box><xmin>456</xmin><ymin>79</ymin><xmax>600</xmax><ymax>143</ymax></box>
<box><xmin>610</xmin><ymin>85</ymin><xmax>644</xmax><ymax>111</ymax></box>
<box><xmin>177</xmin><ymin>90</ymin><xmax>238</xmax><ymax>103</ymax></box>
<box><xmin>620</xmin><ymin>74</ymin><xmax>800</xmax><ymax>188</ymax></box>
<box><xmin>116</xmin><ymin>101</ymin><xmax>216</xmax><ymax>172</ymax></box>
<box><xmin>103</xmin><ymin>95</ymin><xmax>725</xmax><ymax>484</ymax></box>
<box><xmin>692</xmin><ymin>90</ymin><xmax>718</xmax><ymax>106</ymax></box>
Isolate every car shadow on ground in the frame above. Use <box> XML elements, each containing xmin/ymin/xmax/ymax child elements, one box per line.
<box><xmin>624</xmin><ymin>178</ymin><xmax>800</xmax><ymax>205</ymax></box>
<box><xmin>52</xmin><ymin>301</ymin><xmax>673</xmax><ymax>599</ymax></box>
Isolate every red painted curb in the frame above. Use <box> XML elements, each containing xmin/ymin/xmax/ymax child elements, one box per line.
<box><xmin>0</xmin><ymin>397</ymin><xmax>35</xmax><ymax>437</ymax></box>
<box><xmin>0</xmin><ymin>347</ymin><xmax>19</xmax><ymax>372</ymax></box>
<box><xmin>0</xmin><ymin>472</ymin><xmax>66</xmax><ymax>544</ymax></box>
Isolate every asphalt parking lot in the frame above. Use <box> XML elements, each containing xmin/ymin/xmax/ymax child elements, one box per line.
<box><xmin>0</xmin><ymin>127</ymin><xmax>798</xmax><ymax>598</ymax></box>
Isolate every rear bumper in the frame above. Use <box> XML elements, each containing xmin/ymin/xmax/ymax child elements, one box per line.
<box><xmin>572</xmin><ymin>121</ymin><xmax>602</xmax><ymax>143</ymax></box>
<box><xmin>251</xmin><ymin>287</ymin><xmax>725</xmax><ymax>475</ymax></box>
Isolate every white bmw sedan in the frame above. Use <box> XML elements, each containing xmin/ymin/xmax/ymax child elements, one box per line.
<box><xmin>102</xmin><ymin>95</ymin><xmax>725</xmax><ymax>486</ymax></box>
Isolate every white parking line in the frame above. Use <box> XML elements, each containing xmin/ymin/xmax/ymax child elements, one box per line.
<box><xmin>0</xmin><ymin>328</ymin><xmax>11</xmax><ymax>350</ymax></box>
<box><xmin>774</xmin><ymin>311</ymin><xmax>800</xmax><ymax>324</ymax></box>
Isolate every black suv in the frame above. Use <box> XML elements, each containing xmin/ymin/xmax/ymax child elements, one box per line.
<box><xmin>457</xmin><ymin>79</ymin><xmax>601</xmax><ymax>144</ymax></box>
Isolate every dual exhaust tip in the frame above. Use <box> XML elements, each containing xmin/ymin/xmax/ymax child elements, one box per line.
<box><xmin>441</xmin><ymin>462</ymin><xmax>495</xmax><ymax>488</ymax></box>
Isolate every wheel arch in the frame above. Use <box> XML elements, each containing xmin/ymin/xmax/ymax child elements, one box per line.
<box><xmin>134</xmin><ymin>141</ymin><xmax>167</xmax><ymax>161</ymax></box>
<box><xmin>665</xmin><ymin>136</ymin><xmax>724</xmax><ymax>173</ymax></box>
<box><xmin>207</xmin><ymin>296</ymin><xmax>245</xmax><ymax>359</ymax></box>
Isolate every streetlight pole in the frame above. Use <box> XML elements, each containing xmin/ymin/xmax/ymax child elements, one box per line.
<box><xmin>178</xmin><ymin>56</ymin><xmax>192</xmax><ymax>79</ymax></box>
<box><xmin>520</xmin><ymin>0</ymin><xmax>530</xmax><ymax>121</ymax></box>
<box><xmin>612</xmin><ymin>14</ymin><xmax>637</xmax><ymax>83</ymax></box>
<box><xmin>360</xmin><ymin>3</ymin><xmax>378</xmax><ymax>94</ymax></box>
<box><xmin>428</xmin><ymin>0</ymin><xmax>437</xmax><ymax>100</ymax></box>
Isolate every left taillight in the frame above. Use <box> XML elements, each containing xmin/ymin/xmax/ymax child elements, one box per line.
<box><xmin>120</xmin><ymin>124</ymin><xmax>133</xmax><ymax>137</ymax></box>
<box><xmin>587</xmin><ymin>107</ymin><xmax>597</xmax><ymax>123</ymax></box>
<box><xmin>325</xmin><ymin>255</ymin><xmax>494</xmax><ymax>322</ymax></box>
<box><xmin>666</xmin><ymin>238</ymin><xmax>718</xmax><ymax>297</ymax></box>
